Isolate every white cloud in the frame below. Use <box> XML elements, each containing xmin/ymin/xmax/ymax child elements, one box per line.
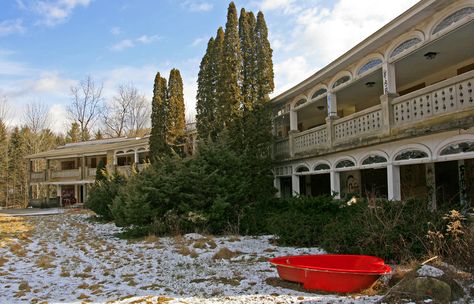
<box><xmin>273</xmin><ymin>56</ymin><xmax>316</xmax><ymax>96</ymax></box>
<box><xmin>49</xmin><ymin>103</ymin><xmax>69</xmax><ymax>132</ymax></box>
<box><xmin>110</xmin><ymin>39</ymin><xmax>135</xmax><ymax>51</ymax></box>
<box><xmin>110</xmin><ymin>35</ymin><xmax>161</xmax><ymax>51</ymax></box>
<box><xmin>0</xmin><ymin>50</ymin><xmax>30</xmax><ymax>76</ymax></box>
<box><xmin>32</xmin><ymin>0</ymin><xmax>92</xmax><ymax>27</ymax></box>
<box><xmin>181</xmin><ymin>0</ymin><xmax>213</xmax><ymax>12</ymax></box>
<box><xmin>0</xmin><ymin>19</ymin><xmax>26</xmax><ymax>37</ymax></box>
<box><xmin>110</xmin><ymin>26</ymin><xmax>122</xmax><ymax>36</ymax></box>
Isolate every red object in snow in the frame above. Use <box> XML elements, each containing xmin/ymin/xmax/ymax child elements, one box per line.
<box><xmin>269</xmin><ymin>254</ymin><xmax>391</xmax><ymax>293</ymax></box>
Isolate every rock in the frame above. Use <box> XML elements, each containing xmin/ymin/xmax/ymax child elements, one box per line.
<box><xmin>413</xmin><ymin>277</ymin><xmax>451</xmax><ymax>303</ymax></box>
<box><xmin>417</xmin><ymin>265</ymin><xmax>444</xmax><ymax>277</ymax></box>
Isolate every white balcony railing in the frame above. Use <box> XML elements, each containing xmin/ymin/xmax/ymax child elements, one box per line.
<box><xmin>294</xmin><ymin>125</ymin><xmax>327</xmax><ymax>153</ymax></box>
<box><xmin>334</xmin><ymin>104</ymin><xmax>382</xmax><ymax>141</ymax></box>
<box><xmin>116</xmin><ymin>165</ymin><xmax>132</xmax><ymax>176</ymax></box>
<box><xmin>392</xmin><ymin>70</ymin><xmax>474</xmax><ymax>127</ymax></box>
<box><xmin>30</xmin><ymin>171</ymin><xmax>46</xmax><ymax>182</ymax></box>
<box><xmin>50</xmin><ymin>168</ymin><xmax>81</xmax><ymax>179</ymax></box>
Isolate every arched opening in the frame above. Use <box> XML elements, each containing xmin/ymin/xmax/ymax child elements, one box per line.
<box><xmin>432</xmin><ymin>7</ymin><xmax>474</xmax><ymax>35</ymax></box>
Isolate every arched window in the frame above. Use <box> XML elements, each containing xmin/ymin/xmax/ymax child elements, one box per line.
<box><xmin>116</xmin><ymin>151</ymin><xmax>124</xmax><ymax>155</ymax></box>
<box><xmin>336</xmin><ymin>159</ymin><xmax>355</xmax><ymax>169</ymax></box>
<box><xmin>433</xmin><ymin>7</ymin><xmax>474</xmax><ymax>35</ymax></box>
<box><xmin>395</xmin><ymin>150</ymin><xmax>429</xmax><ymax>161</ymax></box>
<box><xmin>295</xmin><ymin>99</ymin><xmax>307</xmax><ymax>107</ymax></box>
<box><xmin>357</xmin><ymin>59</ymin><xmax>382</xmax><ymax>75</ymax></box>
<box><xmin>314</xmin><ymin>163</ymin><xmax>330</xmax><ymax>171</ymax></box>
<box><xmin>311</xmin><ymin>88</ymin><xmax>327</xmax><ymax>100</ymax></box>
<box><xmin>332</xmin><ymin>76</ymin><xmax>350</xmax><ymax>89</ymax></box>
<box><xmin>362</xmin><ymin>155</ymin><xmax>387</xmax><ymax>165</ymax></box>
<box><xmin>296</xmin><ymin>166</ymin><xmax>310</xmax><ymax>173</ymax></box>
<box><xmin>440</xmin><ymin>141</ymin><xmax>474</xmax><ymax>156</ymax></box>
<box><xmin>390</xmin><ymin>38</ymin><xmax>422</xmax><ymax>58</ymax></box>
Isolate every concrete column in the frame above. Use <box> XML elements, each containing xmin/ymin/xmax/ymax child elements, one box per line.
<box><xmin>289</xmin><ymin>110</ymin><xmax>298</xmax><ymax>131</ymax></box>
<box><xmin>458</xmin><ymin>160</ymin><xmax>469</xmax><ymax>211</ymax></box>
<box><xmin>56</xmin><ymin>185</ymin><xmax>62</xmax><ymax>207</ymax></box>
<box><xmin>330</xmin><ymin>170</ymin><xmax>341</xmax><ymax>199</ymax></box>
<box><xmin>274</xmin><ymin>176</ymin><xmax>281</xmax><ymax>198</ymax></box>
<box><xmin>426</xmin><ymin>163</ymin><xmax>437</xmax><ymax>211</ymax></box>
<box><xmin>380</xmin><ymin>93</ymin><xmax>398</xmax><ymax>136</ymax></box>
<box><xmin>382</xmin><ymin>62</ymin><xmax>397</xmax><ymax>95</ymax></box>
<box><xmin>82</xmin><ymin>184</ymin><xmax>87</xmax><ymax>204</ymax></box>
<box><xmin>134</xmin><ymin>150</ymin><xmax>139</xmax><ymax>164</ymax></box>
<box><xmin>327</xmin><ymin>93</ymin><xmax>338</xmax><ymax>117</ymax></box>
<box><xmin>291</xmin><ymin>174</ymin><xmax>300</xmax><ymax>197</ymax></box>
<box><xmin>74</xmin><ymin>185</ymin><xmax>78</xmax><ymax>204</ymax></box>
<box><xmin>387</xmin><ymin>164</ymin><xmax>401</xmax><ymax>201</ymax></box>
<box><xmin>325</xmin><ymin>116</ymin><xmax>336</xmax><ymax>148</ymax></box>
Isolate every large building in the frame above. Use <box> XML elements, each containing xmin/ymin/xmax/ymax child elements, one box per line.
<box><xmin>26</xmin><ymin>125</ymin><xmax>197</xmax><ymax>207</ymax></box>
<box><xmin>271</xmin><ymin>0</ymin><xmax>474</xmax><ymax>211</ymax></box>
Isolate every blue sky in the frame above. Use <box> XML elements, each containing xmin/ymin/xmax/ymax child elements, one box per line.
<box><xmin>0</xmin><ymin>0</ymin><xmax>418</xmax><ymax>132</ymax></box>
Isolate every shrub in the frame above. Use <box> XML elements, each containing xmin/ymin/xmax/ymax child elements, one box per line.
<box><xmin>85</xmin><ymin>173</ymin><xmax>126</xmax><ymax>220</ymax></box>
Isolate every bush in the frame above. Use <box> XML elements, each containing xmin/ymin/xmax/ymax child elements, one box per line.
<box><xmin>85</xmin><ymin>173</ymin><xmax>126</xmax><ymax>221</ymax></box>
<box><xmin>265</xmin><ymin>196</ymin><xmax>446</xmax><ymax>263</ymax></box>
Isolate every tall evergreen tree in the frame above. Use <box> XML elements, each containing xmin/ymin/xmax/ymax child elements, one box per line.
<box><xmin>7</xmin><ymin>127</ymin><xmax>28</xmax><ymax>207</ymax></box>
<box><xmin>239</xmin><ymin>8</ymin><xmax>258</xmax><ymax>111</ymax></box>
<box><xmin>0</xmin><ymin>119</ymin><xmax>8</xmax><ymax>207</ymax></box>
<box><xmin>149</xmin><ymin>72</ymin><xmax>169</xmax><ymax>161</ymax></box>
<box><xmin>255</xmin><ymin>11</ymin><xmax>274</xmax><ymax>104</ymax></box>
<box><xmin>216</xmin><ymin>2</ymin><xmax>243</xmax><ymax>128</ymax></box>
<box><xmin>196</xmin><ymin>37</ymin><xmax>215</xmax><ymax>140</ymax></box>
<box><xmin>167</xmin><ymin>69</ymin><xmax>186</xmax><ymax>144</ymax></box>
<box><xmin>66</xmin><ymin>122</ymin><xmax>81</xmax><ymax>143</ymax></box>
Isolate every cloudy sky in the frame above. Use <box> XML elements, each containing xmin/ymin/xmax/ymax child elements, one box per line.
<box><xmin>0</xmin><ymin>0</ymin><xmax>418</xmax><ymax>133</ymax></box>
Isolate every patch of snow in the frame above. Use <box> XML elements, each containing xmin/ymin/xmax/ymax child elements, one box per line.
<box><xmin>417</xmin><ymin>265</ymin><xmax>444</xmax><ymax>278</ymax></box>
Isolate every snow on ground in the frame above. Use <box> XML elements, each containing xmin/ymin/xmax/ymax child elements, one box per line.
<box><xmin>0</xmin><ymin>210</ymin><xmax>382</xmax><ymax>303</ymax></box>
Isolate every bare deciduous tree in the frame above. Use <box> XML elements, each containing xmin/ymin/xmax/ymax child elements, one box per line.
<box><xmin>0</xmin><ymin>95</ymin><xmax>10</xmax><ymax>123</ymax></box>
<box><xmin>23</xmin><ymin>101</ymin><xmax>50</xmax><ymax>134</ymax></box>
<box><xmin>68</xmin><ymin>75</ymin><xmax>103</xmax><ymax>141</ymax></box>
<box><xmin>103</xmin><ymin>84</ymin><xmax>150</xmax><ymax>138</ymax></box>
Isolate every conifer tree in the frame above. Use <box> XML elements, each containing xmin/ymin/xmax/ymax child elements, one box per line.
<box><xmin>216</xmin><ymin>2</ymin><xmax>243</xmax><ymax>128</ymax></box>
<box><xmin>66</xmin><ymin>122</ymin><xmax>81</xmax><ymax>143</ymax></box>
<box><xmin>196</xmin><ymin>37</ymin><xmax>215</xmax><ymax>140</ymax></box>
<box><xmin>95</xmin><ymin>159</ymin><xmax>107</xmax><ymax>182</ymax></box>
<box><xmin>149</xmin><ymin>72</ymin><xmax>169</xmax><ymax>161</ymax></box>
<box><xmin>167</xmin><ymin>69</ymin><xmax>185</xmax><ymax>144</ymax></box>
<box><xmin>0</xmin><ymin>119</ymin><xmax>8</xmax><ymax>207</ymax></box>
<box><xmin>255</xmin><ymin>11</ymin><xmax>274</xmax><ymax>104</ymax></box>
<box><xmin>7</xmin><ymin>127</ymin><xmax>28</xmax><ymax>207</ymax></box>
<box><xmin>239</xmin><ymin>8</ymin><xmax>258</xmax><ymax>111</ymax></box>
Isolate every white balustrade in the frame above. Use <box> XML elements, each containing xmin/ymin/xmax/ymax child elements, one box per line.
<box><xmin>51</xmin><ymin>168</ymin><xmax>81</xmax><ymax>179</ymax></box>
<box><xmin>30</xmin><ymin>171</ymin><xmax>46</xmax><ymax>182</ymax></box>
<box><xmin>333</xmin><ymin>105</ymin><xmax>382</xmax><ymax>141</ymax></box>
<box><xmin>294</xmin><ymin>125</ymin><xmax>328</xmax><ymax>153</ymax></box>
<box><xmin>392</xmin><ymin>71</ymin><xmax>474</xmax><ymax>127</ymax></box>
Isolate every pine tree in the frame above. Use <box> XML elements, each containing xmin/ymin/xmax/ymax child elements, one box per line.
<box><xmin>0</xmin><ymin>119</ymin><xmax>8</xmax><ymax>207</ymax></box>
<box><xmin>149</xmin><ymin>72</ymin><xmax>169</xmax><ymax>161</ymax></box>
<box><xmin>239</xmin><ymin>8</ymin><xmax>258</xmax><ymax>111</ymax></box>
<box><xmin>196</xmin><ymin>37</ymin><xmax>215</xmax><ymax>140</ymax></box>
<box><xmin>216</xmin><ymin>2</ymin><xmax>243</xmax><ymax>128</ymax></box>
<box><xmin>66</xmin><ymin>122</ymin><xmax>81</xmax><ymax>143</ymax></box>
<box><xmin>7</xmin><ymin>127</ymin><xmax>28</xmax><ymax>207</ymax></box>
<box><xmin>255</xmin><ymin>11</ymin><xmax>274</xmax><ymax>104</ymax></box>
<box><xmin>95</xmin><ymin>159</ymin><xmax>106</xmax><ymax>182</ymax></box>
<box><xmin>167</xmin><ymin>68</ymin><xmax>186</xmax><ymax>144</ymax></box>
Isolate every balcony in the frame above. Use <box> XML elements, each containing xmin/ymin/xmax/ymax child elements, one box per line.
<box><xmin>30</xmin><ymin>171</ymin><xmax>46</xmax><ymax>183</ymax></box>
<box><xmin>50</xmin><ymin>168</ymin><xmax>81</xmax><ymax>180</ymax></box>
<box><xmin>275</xmin><ymin>71</ymin><xmax>474</xmax><ymax>160</ymax></box>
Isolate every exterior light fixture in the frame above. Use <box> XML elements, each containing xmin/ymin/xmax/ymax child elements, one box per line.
<box><xmin>424</xmin><ymin>52</ymin><xmax>438</xmax><ymax>60</ymax></box>
<box><xmin>316</xmin><ymin>105</ymin><xmax>325</xmax><ymax>111</ymax></box>
<box><xmin>365</xmin><ymin>81</ymin><xmax>376</xmax><ymax>88</ymax></box>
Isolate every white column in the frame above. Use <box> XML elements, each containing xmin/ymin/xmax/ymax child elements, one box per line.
<box><xmin>291</xmin><ymin>174</ymin><xmax>300</xmax><ymax>197</ymax></box>
<box><xmin>274</xmin><ymin>176</ymin><xmax>281</xmax><ymax>198</ymax></box>
<box><xmin>387</xmin><ymin>164</ymin><xmax>401</xmax><ymax>201</ymax></box>
<box><xmin>330</xmin><ymin>170</ymin><xmax>341</xmax><ymax>199</ymax></box>
<box><xmin>82</xmin><ymin>185</ymin><xmax>87</xmax><ymax>204</ymax></box>
<box><xmin>134</xmin><ymin>150</ymin><xmax>139</xmax><ymax>164</ymax></box>
<box><xmin>327</xmin><ymin>93</ymin><xmax>338</xmax><ymax>117</ymax></box>
<box><xmin>382</xmin><ymin>62</ymin><xmax>397</xmax><ymax>95</ymax></box>
<box><xmin>56</xmin><ymin>185</ymin><xmax>62</xmax><ymax>207</ymax></box>
<box><xmin>74</xmin><ymin>185</ymin><xmax>78</xmax><ymax>204</ymax></box>
<box><xmin>289</xmin><ymin>110</ymin><xmax>298</xmax><ymax>131</ymax></box>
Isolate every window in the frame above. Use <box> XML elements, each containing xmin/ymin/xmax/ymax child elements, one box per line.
<box><xmin>390</xmin><ymin>38</ymin><xmax>422</xmax><ymax>58</ymax></box>
<box><xmin>296</xmin><ymin>166</ymin><xmax>309</xmax><ymax>173</ymax></box>
<box><xmin>314</xmin><ymin>163</ymin><xmax>330</xmax><ymax>171</ymax></box>
<box><xmin>440</xmin><ymin>141</ymin><xmax>474</xmax><ymax>156</ymax></box>
<box><xmin>332</xmin><ymin>76</ymin><xmax>350</xmax><ymax>89</ymax></box>
<box><xmin>395</xmin><ymin>150</ymin><xmax>428</xmax><ymax>161</ymax></box>
<box><xmin>362</xmin><ymin>155</ymin><xmax>387</xmax><ymax>165</ymax></box>
<box><xmin>336</xmin><ymin>159</ymin><xmax>355</xmax><ymax>169</ymax></box>
<box><xmin>357</xmin><ymin>59</ymin><xmax>382</xmax><ymax>75</ymax></box>
<box><xmin>311</xmin><ymin>88</ymin><xmax>327</xmax><ymax>100</ymax></box>
<box><xmin>433</xmin><ymin>7</ymin><xmax>474</xmax><ymax>35</ymax></box>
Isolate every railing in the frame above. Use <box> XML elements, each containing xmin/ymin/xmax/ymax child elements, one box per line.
<box><xmin>333</xmin><ymin>105</ymin><xmax>382</xmax><ymax>142</ymax></box>
<box><xmin>294</xmin><ymin>125</ymin><xmax>327</xmax><ymax>153</ymax></box>
<box><xmin>116</xmin><ymin>165</ymin><xmax>132</xmax><ymax>176</ymax></box>
<box><xmin>30</xmin><ymin>171</ymin><xmax>46</xmax><ymax>182</ymax></box>
<box><xmin>86</xmin><ymin>167</ymin><xmax>98</xmax><ymax>178</ymax></box>
<box><xmin>392</xmin><ymin>70</ymin><xmax>474</xmax><ymax>127</ymax></box>
<box><xmin>50</xmin><ymin>168</ymin><xmax>81</xmax><ymax>179</ymax></box>
<box><xmin>274</xmin><ymin>138</ymin><xmax>290</xmax><ymax>158</ymax></box>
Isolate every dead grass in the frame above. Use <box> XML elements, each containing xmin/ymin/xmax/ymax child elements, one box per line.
<box><xmin>212</xmin><ymin>247</ymin><xmax>240</xmax><ymax>260</ymax></box>
<box><xmin>35</xmin><ymin>255</ymin><xmax>55</xmax><ymax>269</ymax></box>
<box><xmin>18</xmin><ymin>281</ymin><xmax>31</xmax><ymax>292</ymax></box>
<box><xmin>0</xmin><ymin>256</ymin><xmax>8</xmax><ymax>267</ymax></box>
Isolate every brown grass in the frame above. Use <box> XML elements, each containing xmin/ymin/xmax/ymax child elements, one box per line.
<box><xmin>35</xmin><ymin>255</ymin><xmax>55</xmax><ymax>269</ymax></box>
<box><xmin>212</xmin><ymin>247</ymin><xmax>239</xmax><ymax>260</ymax></box>
<box><xmin>18</xmin><ymin>281</ymin><xmax>31</xmax><ymax>292</ymax></box>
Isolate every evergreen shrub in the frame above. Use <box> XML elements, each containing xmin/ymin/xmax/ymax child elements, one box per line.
<box><xmin>85</xmin><ymin>173</ymin><xmax>126</xmax><ymax>221</ymax></box>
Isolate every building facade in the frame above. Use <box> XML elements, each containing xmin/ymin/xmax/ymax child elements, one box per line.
<box><xmin>272</xmin><ymin>0</ymin><xmax>474</xmax><ymax>211</ymax></box>
<box><xmin>26</xmin><ymin>128</ymin><xmax>197</xmax><ymax>207</ymax></box>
